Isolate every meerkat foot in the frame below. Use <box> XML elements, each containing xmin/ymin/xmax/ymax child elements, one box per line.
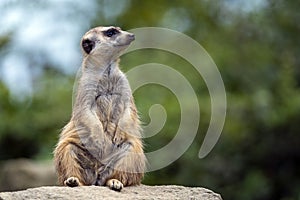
<box><xmin>64</xmin><ymin>177</ymin><xmax>81</xmax><ymax>187</ymax></box>
<box><xmin>106</xmin><ymin>179</ymin><xmax>124</xmax><ymax>192</ymax></box>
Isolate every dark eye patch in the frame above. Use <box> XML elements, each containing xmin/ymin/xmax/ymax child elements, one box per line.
<box><xmin>103</xmin><ymin>28</ymin><xmax>120</xmax><ymax>37</ymax></box>
<box><xmin>82</xmin><ymin>39</ymin><xmax>95</xmax><ymax>54</ymax></box>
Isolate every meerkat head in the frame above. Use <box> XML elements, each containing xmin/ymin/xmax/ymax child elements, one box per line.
<box><xmin>81</xmin><ymin>26</ymin><xmax>135</xmax><ymax>61</ymax></box>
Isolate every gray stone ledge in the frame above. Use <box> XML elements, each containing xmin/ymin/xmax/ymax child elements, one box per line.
<box><xmin>0</xmin><ymin>185</ymin><xmax>222</xmax><ymax>200</ymax></box>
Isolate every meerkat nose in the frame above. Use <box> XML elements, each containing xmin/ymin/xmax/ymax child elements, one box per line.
<box><xmin>128</xmin><ymin>33</ymin><xmax>135</xmax><ymax>40</ymax></box>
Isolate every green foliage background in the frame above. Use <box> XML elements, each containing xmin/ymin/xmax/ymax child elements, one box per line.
<box><xmin>1</xmin><ymin>0</ymin><xmax>300</xmax><ymax>199</ymax></box>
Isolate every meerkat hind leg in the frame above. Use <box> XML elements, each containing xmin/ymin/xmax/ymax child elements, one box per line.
<box><xmin>106</xmin><ymin>179</ymin><xmax>124</xmax><ymax>191</ymax></box>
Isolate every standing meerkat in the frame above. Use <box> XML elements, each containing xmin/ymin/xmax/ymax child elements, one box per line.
<box><xmin>54</xmin><ymin>26</ymin><xmax>146</xmax><ymax>191</ymax></box>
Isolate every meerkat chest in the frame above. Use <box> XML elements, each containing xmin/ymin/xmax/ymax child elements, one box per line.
<box><xmin>95</xmin><ymin>75</ymin><xmax>131</xmax><ymax>123</ymax></box>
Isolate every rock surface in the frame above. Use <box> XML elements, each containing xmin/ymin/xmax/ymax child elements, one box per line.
<box><xmin>0</xmin><ymin>185</ymin><xmax>222</xmax><ymax>200</ymax></box>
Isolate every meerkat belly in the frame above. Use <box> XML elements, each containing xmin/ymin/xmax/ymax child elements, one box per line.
<box><xmin>94</xmin><ymin>73</ymin><xmax>132</xmax><ymax>137</ymax></box>
<box><xmin>95</xmin><ymin>90</ymin><xmax>128</xmax><ymax>138</ymax></box>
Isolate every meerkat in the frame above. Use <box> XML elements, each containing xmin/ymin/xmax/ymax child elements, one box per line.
<box><xmin>54</xmin><ymin>26</ymin><xmax>146</xmax><ymax>191</ymax></box>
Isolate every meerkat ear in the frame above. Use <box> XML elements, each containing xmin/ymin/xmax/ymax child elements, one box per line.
<box><xmin>82</xmin><ymin>39</ymin><xmax>95</xmax><ymax>54</ymax></box>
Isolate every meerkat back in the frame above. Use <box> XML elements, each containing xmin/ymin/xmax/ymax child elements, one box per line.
<box><xmin>54</xmin><ymin>26</ymin><xmax>146</xmax><ymax>191</ymax></box>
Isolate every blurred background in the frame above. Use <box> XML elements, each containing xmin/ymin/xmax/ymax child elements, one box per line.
<box><xmin>0</xmin><ymin>0</ymin><xmax>299</xmax><ymax>199</ymax></box>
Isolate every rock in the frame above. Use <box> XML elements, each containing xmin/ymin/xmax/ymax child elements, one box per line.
<box><xmin>0</xmin><ymin>185</ymin><xmax>222</xmax><ymax>200</ymax></box>
<box><xmin>0</xmin><ymin>159</ymin><xmax>56</xmax><ymax>192</ymax></box>
<box><xmin>0</xmin><ymin>160</ymin><xmax>222</xmax><ymax>199</ymax></box>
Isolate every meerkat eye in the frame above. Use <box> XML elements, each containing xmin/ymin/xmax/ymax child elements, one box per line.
<box><xmin>103</xmin><ymin>28</ymin><xmax>120</xmax><ymax>37</ymax></box>
<box><xmin>82</xmin><ymin>39</ymin><xmax>95</xmax><ymax>54</ymax></box>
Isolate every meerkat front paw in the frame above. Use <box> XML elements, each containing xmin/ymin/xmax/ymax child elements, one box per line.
<box><xmin>64</xmin><ymin>177</ymin><xmax>80</xmax><ymax>187</ymax></box>
<box><xmin>113</xmin><ymin>130</ymin><xmax>127</xmax><ymax>147</ymax></box>
<box><xmin>113</xmin><ymin>135</ymin><xmax>125</xmax><ymax>147</ymax></box>
<box><xmin>106</xmin><ymin>179</ymin><xmax>124</xmax><ymax>192</ymax></box>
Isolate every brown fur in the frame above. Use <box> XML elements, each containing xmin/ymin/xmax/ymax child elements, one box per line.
<box><xmin>53</xmin><ymin>26</ymin><xmax>146</xmax><ymax>190</ymax></box>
